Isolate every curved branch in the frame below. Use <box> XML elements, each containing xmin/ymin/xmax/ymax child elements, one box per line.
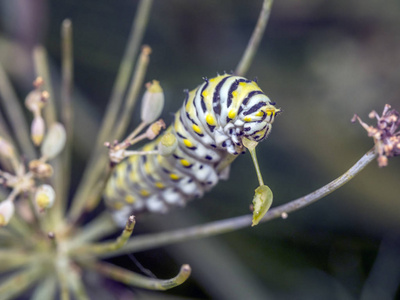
<box><xmin>100</xmin><ymin>149</ymin><xmax>377</xmax><ymax>258</ymax></box>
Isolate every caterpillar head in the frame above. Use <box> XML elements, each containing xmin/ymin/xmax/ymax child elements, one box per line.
<box><xmin>241</xmin><ymin>96</ymin><xmax>281</xmax><ymax>142</ymax></box>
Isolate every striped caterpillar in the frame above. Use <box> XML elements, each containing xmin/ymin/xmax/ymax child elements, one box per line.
<box><xmin>104</xmin><ymin>74</ymin><xmax>280</xmax><ymax>226</ymax></box>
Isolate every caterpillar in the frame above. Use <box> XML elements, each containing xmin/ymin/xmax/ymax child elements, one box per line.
<box><xmin>104</xmin><ymin>74</ymin><xmax>280</xmax><ymax>226</ymax></box>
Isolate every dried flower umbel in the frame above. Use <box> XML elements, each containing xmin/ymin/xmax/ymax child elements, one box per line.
<box><xmin>352</xmin><ymin>104</ymin><xmax>400</xmax><ymax>167</ymax></box>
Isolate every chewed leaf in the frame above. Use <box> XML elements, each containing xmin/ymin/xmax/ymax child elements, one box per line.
<box><xmin>252</xmin><ymin>185</ymin><xmax>273</xmax><ymax>226</ymax></box>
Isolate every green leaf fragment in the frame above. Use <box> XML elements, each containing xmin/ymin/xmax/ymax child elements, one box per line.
<box><xmin>252</xmin><ymin>185</ymin><xmax>273</xmax><ymax>226</ymax></box>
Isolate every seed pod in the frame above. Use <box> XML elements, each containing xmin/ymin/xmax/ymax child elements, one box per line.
<box><xmin>35</xmin><ymin>184</ymin><xmax>55</xmax><ymax>210</ymax></box>
<box><xmin>41</xmin><ymin>123</ymin><xmax>66</xmax><ymax>159</ymax></box>
<box><xmin>140</xmin><ymin>81</ymin><xmax>165</xmax><ymax>124</ymax></box>
<box><xmin>0</xmin><ymin>137</ymin><xmax>15</xmax><ymax>159</ymax></box>
<box><xmin>31</xmin><ymin>115</ymin><xmax>45</xmax><ymax>146</ymax></box>
<box><xmin>0</xmin><ymin>199</ymin><xmax>15</xmax><ymax>226</ymax></box>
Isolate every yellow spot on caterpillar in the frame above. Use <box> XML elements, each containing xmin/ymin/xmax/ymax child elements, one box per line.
<box><xmin>140</xmin><ymin>189</ymin><xmax>150</xmax><ymax>197</ymax></box>
<box><xmin>144</xmin><ymin>162</ymin><xmax>151</xmax><ymax>174</ymax></box>
<box><xmin>209</xmin><ymin>78</ymin><xmax>215</xmax><ymax>82</ymax></box>
<box><xmin>155</xmin><ymin>182</ymin><xmax>165</xmax><ymax>189</ymax></box>
<box><xmin>256</xmin><ymin>110</ymin><xmax>264</xmax><ymax>117</ymax></box>
<box><xmin>183</xmin><ymin>139</ymin><xmax>194</xmax><ymax>148</ymax></box>
<box><xmin>113</xmin><ymin>202</ymin><xmax>124</xmax><ymax>210</ymax></box>
<box><xmin>202</xmin><ymin>90</ymin><xmax>209</xmax><ymax>97</ymax></box>
<box><xmin>180</xmin><ymin>159</ymin><xmax>191</xmax><ymax>167</ymax></box>
<box><xmin>125</xmin><ymin>195</ymin><xmax>136</xmax><ymax>204</ymax></box>
<box><xmin>228</xmin><ymin>110</ymin><xmax>236</xmax><ymax>119</ymax></box>
<box><xmin>244</xmin><ymin>116</ymin><xmax>252</xmax><ymax>122</ymax></box>
<box><xmin>170</xmin><ymin>173</ymin><xmax>180</xmax><ymax>180</ymax></box>
<box><xmin>129</xmin><ymin>170</ymin><xmax>138</xmax><ymax>182</ymax></box>
<box><xmin>116</xmin><ymin>176</ymin><xmax>124</xmax><ymax>188</ymax></box>
<box><xmin>192</xmin><ymin>124</ymin><xmax>203</xmax><ymax>134</ymax></box>
<box><xmin>232</xmin><ymin>91</ymin><xmax>238</xmax><ymax>98</ymax></box>
<box><xmin>239</xmin><ymin>82</ymin><xmax>246</xmax><ymax>86</ymax></box>
<box><xmin>206</xmin><ymin>114</ymin><xmax>216</xmax><ymax>126</ymax></box>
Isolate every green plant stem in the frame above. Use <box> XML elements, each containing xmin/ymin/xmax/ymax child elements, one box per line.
<box><xmin>33</xmin><ymin>46</ymin><xmax>65</xmax><ymax>230</ymax></box>
<box><xmin>68</xmin><ymin>212</ymin><xmax>117</xmax><ymax>247</ymax></box>
<box><xmin>69</xmin><ymin>0</ymin><xmax>153</xmax><ymax>222</ymax></box>
<box><xmin>248</xmin><ymin>146</ymin><xmax>264</xmax><ymax>186</ymax></box>
<box><xmin>0</xmin><ymin>63</ymin><xmax>35</xmax><ymax>160</ymax></box>
<box><xmin>96</xmin><ymin>0</ymin><xmax>153</xmax><ymax>146</ymax></box>
<box><xmin>79</xmin><ymin>261</ymin><xmax>191</xmax><ymax>291</ymax></box>
<box><xmin>56</xmin><ymin>253</ymin><xmax>70</xmax><ymax>300</ymax></box>
<box><xmin>0</xmin><ymin>250</ymin><xmax>32</xmax><ymax>273</ymax></box>
<box><xmin>8</xmin><ymin>214</ymin><xmax>35</xmax><ymax>239</ymax></box>
<box><xmin>33</xmin><ymin>46</ymin><xmax>57</xmax><ymax>126</ymax></box>
<box><xmin>59</xmin><ymin>19</ymin><xmax>74</xmax><ymax>218</ymax></box>
<box><xmin>69</xmin><ymin>46</ymin><xmax>151</xmax><ymax>220</ymax></box>
<box><xmin>31</xmin><ymin>277</ymin><xmax>57</xmax><ymax>300</ymax></box>
<box><xmin>235</xmin><ymin>0</ymin><xmax>274</xmax><ymax>77</ymax></box>
<box><xmin>100</xmin><ymin>149</ymin><xmax>377</xmax><ymax>257</ymax></box>
<box><xmin>112</xmin><ymin>46</ymin><xmax>151</xmax><ymax>141</ymax></box>
<box><xmin>67</xmin><ymin>264</ymin><xmax>89</xmax><ymax>300</ymax></box>
<box><xmin>71</xmin><ymin>216</ymin><xmax>135</xmax><ymax>256</ymax></box>
<box><xmin>0</xmin><ymin>265</ymin><xmax>44</xmax><ymax>300</ymax></box>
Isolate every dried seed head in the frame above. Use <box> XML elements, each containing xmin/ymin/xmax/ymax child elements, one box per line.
<box><xmin>29</xmin><ymin>159</ymin><xmax>54</xmax><ymax>178</ymax></box>
<box><xmin>158</xmin><ymin>133</ymin><xmax>178</xmax><ymax>156</ymax></box>
<box><xmin>0</xmin><ymin>137</ymin><xmax>15</xmax><ymax>159</ymax></box>
<box><xmin>41</xmin><ymin>123</ymin><xmax>66</xmax><ymax>159</ymax></box>
<box><xmin>353</xmin><ymin>104</ymin><xmax>400</xmax><ymax>167</ymax></box>
<box><xmin>0</xmin><ymin>199</ymin><xmax>15</xmax><ymax>226</ymax></box>
<box><xmin>140</xmin><ymin>81</ymin><xmax>165</xmax><ymax>124</ymax></box>
<box><xmin>31</xmin><ymin>115</ymin><xmax>45</xmax><ymax>146</ymax></box>
<box><xmin>35</xmin><ymin>184</ymin><xmax>55</xmax><ymax>210</ymax></box>
<box><xmin>145</xmin><ymin>119</ymin><xmax>166</xmax><ymax>140</ymax></box>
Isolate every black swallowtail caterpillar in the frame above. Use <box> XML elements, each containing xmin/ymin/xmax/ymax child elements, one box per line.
<box><xmin>104</xmin><ymin>74</ymin><xmax>280</xmax><ymax>225</ymax></box>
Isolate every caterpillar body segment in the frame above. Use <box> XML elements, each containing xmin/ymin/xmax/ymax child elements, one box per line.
<box><xmin>104</xmin><ymin>74</ymin><xmax>280</xmax><ymax>226</ymax></box>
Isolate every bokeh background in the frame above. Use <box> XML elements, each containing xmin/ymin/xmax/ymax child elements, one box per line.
<box><xmin>1</xmin><ymin>0</ymin><xmax>400</xmax><ymax>299</ymax></box>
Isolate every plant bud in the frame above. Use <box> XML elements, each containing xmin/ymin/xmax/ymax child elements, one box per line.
<box><xmin>0</xmin><ymin>137</ymin><xmax>14</xmax><ymax>158</ymax></box>
<box><xmin>31</xmin><ymin>115</ymin><xmax>45</xmax><ymax>146</ymax></box>
<box><xmin>25</xmin><ymin>89</ymin><xmax>43</xmax><ymax>113</ymax></box>
<box><xmin>157</xmin><ymin>133</ymin><xmax>177</xmax><ymax>156</ymax></box>
<box><xmin>41</xmin><ymin>123</ymin><xmax>66</xmax><ymax>159</ymax></box>
<box><xmin>0</xmin><ymin>199</ymin><xmax>15</xmax><ymax>226</ymax></box>
<box><xmin>35</xmin><ymin>184</ymin><xmax>55</xmax><ymax>210</ymax></box>
<box><xmin>145</xmin><ymin>120</ymin><xmax>166</xmax><ymax>140</ymax></box>
<box><xmin>140</xmin><ymin>81</ymin><xmax>165</xmax><ymax>124</ymax></box>
<box><xmin>29</xmin><ymin>159</ymin><xmax>54</xmax><ymax>178</ymax></box>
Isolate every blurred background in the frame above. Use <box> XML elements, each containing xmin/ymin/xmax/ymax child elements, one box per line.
<box><xmin>1</xmin><ymin>0</ymin><xmax>400</xmax><ymax>299</ymax></box>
